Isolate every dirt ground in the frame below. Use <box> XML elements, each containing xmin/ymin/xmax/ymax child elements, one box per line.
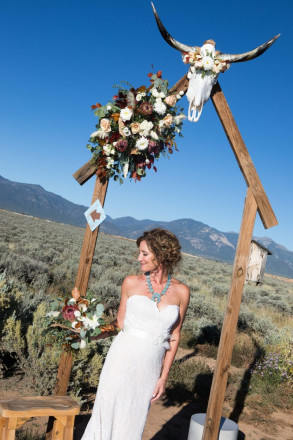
<box><xmin>1</xmin><ymin>348</ymin><xmax>292</xmax><ymax>440</ymax></box>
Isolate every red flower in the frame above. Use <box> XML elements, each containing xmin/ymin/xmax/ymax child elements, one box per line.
<box><xmin>62</xmin><ymin>304</ymin><xmax>79</xmax><ymax>322</ymax></box>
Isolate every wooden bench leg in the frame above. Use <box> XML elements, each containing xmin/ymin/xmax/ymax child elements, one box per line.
<box><xmin>52</xmin><ymin>416</ymin><xmax>75</xmax><ymax>440</ymax></box>
<box><xmin>0</xmin><ymin>417</ymin><xmax>8</xmax><ymax>440</ymax></box>
<box><xmin>2</xmin><ymin>417</ymin><xmax>18</xmax><ymax>440</ymax></box>
<box><xmin>51</xmin><ymin>419</ymin><xmax>64</xmax><ymax>440</ymax></box>
<box><xmin>63</xmin><ymin>416</ymin><xmax>75</xmax><ymax>440</ymax></box>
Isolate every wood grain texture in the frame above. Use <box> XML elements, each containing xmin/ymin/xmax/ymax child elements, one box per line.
<box><xmin>0</xmin><ymin>397</ymin><xmax>79</xmax><ymax>418</ymax></box>
<box><xmin>202</xmin><ymin>187</ymin><xmax>257</xmax><ymax>440</ymax></box>
<box><xmin>210</xmin><ymin>82</ymin><xmax>277</xmax><ymax>229</ymax></box>
<box><xmin>54</xmin><ymin>352</ymin><xmax>73</xmax><ymax>397</ymax></box>
<box><xmin>74</xmin><ymin>177</ymin><xmax>109</xmax><ymax>296</ymax></box>
<box><xmin>72</xmin><ymin>160</ymin><xmax>97</xmax><ymax>186</ymax></box>
<box><xmin>0</xmin><ymin>396</ymin><xmax>79</xmax><ymax>440</ymax></box>
<box><xmin>169</xmin><ymin>73</ymin><xmax>189</xmax><ymax>96</ymax></box>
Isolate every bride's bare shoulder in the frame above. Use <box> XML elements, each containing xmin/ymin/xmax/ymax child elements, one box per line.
<box><xmin>122</xmin><ymin>274</ymin><xmax>144</xmax><ymax>289</ymax></box>
<box><xmin>172</xmin><ymin>277</ymin><xmax>190</xmax><ymax>300</ymax></box>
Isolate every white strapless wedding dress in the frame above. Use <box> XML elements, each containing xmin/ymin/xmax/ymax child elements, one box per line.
<box><xmin>81</xmin><ymin>294</ymin><xmax>179</xmax><ymax>440</ymax></box>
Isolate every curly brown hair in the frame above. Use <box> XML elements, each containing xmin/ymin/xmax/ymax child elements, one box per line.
<box><xmin>136</xmin><ymin>228</ymin><xmax>181</xmax><ymax>274</ymax></box>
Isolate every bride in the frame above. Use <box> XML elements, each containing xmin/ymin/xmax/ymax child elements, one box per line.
<box><xmin>81</xmin><ymin>228</ymin><xmax>190</xmax><ymax>440</ymax></box>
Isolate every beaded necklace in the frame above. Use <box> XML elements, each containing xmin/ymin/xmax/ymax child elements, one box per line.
<box><xmin>145</xmin><ymin>272</ymin><xmax>172</xmax><ymax>304</ymax></box>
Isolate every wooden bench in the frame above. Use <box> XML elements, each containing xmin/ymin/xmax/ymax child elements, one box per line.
<box><xmin>0</xmin><ymin>396</ymin><xmax>80</xmax><ymax>440</ymax></box>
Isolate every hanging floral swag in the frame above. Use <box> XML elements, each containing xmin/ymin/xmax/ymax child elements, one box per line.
<box><xmin>46</xmin><ymin>288</ymin><xmax>117</xmax><ymax>350</ymax></box>
<box><xmin>87</xmin><ymin>71</ymin><xmax>186</xmax><ymax>183</ymax></box>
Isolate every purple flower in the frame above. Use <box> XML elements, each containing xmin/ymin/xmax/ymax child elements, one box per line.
<box><xmin>116</xmin><ymin>139</ymin><xmax>128</xmax><ymax>152</ymax></box>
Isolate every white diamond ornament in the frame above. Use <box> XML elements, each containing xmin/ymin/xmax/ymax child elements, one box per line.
<box><xmin>84</xmin><ymin>199</ymin><xmax>106</xmax><ymax>232</ymax></box>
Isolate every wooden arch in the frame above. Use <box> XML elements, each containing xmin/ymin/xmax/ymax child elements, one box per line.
<box><xmin>54</xmin><ymin>75</ymin><xmax>277</xmax><ymax>440</ymax></box>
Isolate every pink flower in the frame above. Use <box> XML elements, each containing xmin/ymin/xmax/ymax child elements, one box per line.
<box><xmin>164</xmin><ymin>95</ymin><xmax>177</xmax><ymax>107</ymax></box>
<box><xmin>62</xmin><ymin>304</ymin><xmax>79</xmax><ymax>322</ymax></box>
<box><xmin>100</xmin><ymin>118</ymin><xmax>111</xmax><ymax>133</ymax></box>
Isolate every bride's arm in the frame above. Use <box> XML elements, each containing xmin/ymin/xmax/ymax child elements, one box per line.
<box><xmin>151</xmin><ymin>283</ymin><xmax>190</xmax><ymax>402</ymax></box>
<box><xmin>92</xmin><ymin>275</ymin><xmax>136</xmax><ymax>340</ymax></box>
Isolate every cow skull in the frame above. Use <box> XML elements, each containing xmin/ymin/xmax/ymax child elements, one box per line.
<box><xmin>151</xmin><ymin>2</ymin><xmax>279</xmax><ymax>122</ymax></box>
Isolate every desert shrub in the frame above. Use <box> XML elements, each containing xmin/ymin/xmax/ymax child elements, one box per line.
<box><xmin>210</xmin><ymin>283</ymin><xmax>229</xmax><ymax>298</ymax></box>
<box><xmin>238</xmin><ymin>306</ymin><xmax>275</xmax><ymax>336</ymax></box>
<box><xmin>168</xmin><ymin>358</ymin><xmax>212</xmax><ymax>394</ymax></box>
<box><xmin>2</xmin><ymin>303</ymin><xmax>60</xmax><ymax>394</ymax></box>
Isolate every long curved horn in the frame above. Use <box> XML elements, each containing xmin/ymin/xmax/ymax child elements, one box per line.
<box><xmin>218</xmin><ymin>34</ymin><xmax>280</xmax><ymax>63</ymax></box>
<box><xmin>151</xmin><ymin>2</ymin><xmax>198</xmax><ymax>53</ymax></box>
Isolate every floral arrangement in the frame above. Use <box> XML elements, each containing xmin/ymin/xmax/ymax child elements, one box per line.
<box><xmin>87</xmin><ymin>72</ymin><xmax>185</xmax><ymax>183</ymax></box>
<box><xmin>182</xmin><ymin>46</ymin><xmax>230</xmax><ymax>77</ymax></box>
<box><xmin>46</xmin><ymin>287</ymin><xmax>113</xmax><ymax>350</ymax></box>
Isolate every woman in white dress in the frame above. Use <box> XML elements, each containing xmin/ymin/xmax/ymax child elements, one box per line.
<box><xmin>81</xmin><ymin>228</ymin><xmax>190</xmax><ymax>440</ymax></box>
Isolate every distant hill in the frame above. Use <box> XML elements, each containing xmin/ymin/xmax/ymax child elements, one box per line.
<box><xmin>0</xmin><ymin>175</ymin><xmax>88</xmax><ymax>227</ymax></box>
<box><xmin>1</xmin><ymin>175</ymin><xmax>292</xmax><ymax>278</ymax></box>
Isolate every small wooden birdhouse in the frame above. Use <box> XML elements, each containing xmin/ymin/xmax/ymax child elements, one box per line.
<box><xmin>246</xmin><ymin>240</ymin><xmax>272</xmax><ymax>285</ymax></box>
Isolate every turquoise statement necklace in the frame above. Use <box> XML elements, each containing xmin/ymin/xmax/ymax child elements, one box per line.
<box><xmin>146</xmin><ymin>272</ymin><xmax>171</xmax><ymax>304</ymax></box>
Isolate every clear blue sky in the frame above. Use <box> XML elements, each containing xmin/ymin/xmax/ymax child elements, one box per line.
<box><xmin>1</xmin><ymin>0</ymin><xmax>292</xmax><ymax>250</ymax></box>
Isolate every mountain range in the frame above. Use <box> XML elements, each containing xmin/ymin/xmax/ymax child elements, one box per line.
<box><xmin>1</xmin><ymin>175</ymin><xmax>292</xmax><ymax>278</ymax></box>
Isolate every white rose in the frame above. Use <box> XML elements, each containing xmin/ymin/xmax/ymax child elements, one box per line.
<box><xmin>120</xmin><ymin>107</ymin><xmax>133</xmax><ymax>122</ymax></box>
<box><xmin>139</xmin><ymin>120</ymin><xmax>153</xmax><ymax>137</ymax></box>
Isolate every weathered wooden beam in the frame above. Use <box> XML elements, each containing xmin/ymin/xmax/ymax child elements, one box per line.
<box><xmin>202</xmin><ymin>187</ymin><xmax>257</xmax><ymax>440</ymax></box>
<box><xmin>211</xmin><ymin>82</ymin><xmax>278</xmax><ymax>229</ymax></box>
<box><xmin>73</xmin><ymin>160</ymin><xmax>97</xmax><ymax>186</ymax></box>
<box><xmin>75</xmin><ymin>177</ymin><xmax>109</xmax><ymax>296</ymax></box>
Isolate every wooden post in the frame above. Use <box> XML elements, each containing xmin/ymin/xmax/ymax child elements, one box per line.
<box><xmin>54</xmin><ymin>352</ymin><xmax>73</xmax><ymax>396</ymax></box>
<box><xmin>75</xmin><ymin>177</ymin><xmax>108</xmax><ymax>296</ymax></box>
<box><xmin>202</xmin><ymin>187</ymin><xmax>257</xmax><ymax>440</ymax></box>
<box><xmin>210</xmin><ymin>82</ymin><xmax>277</xmax><ymax>230</ymax></box>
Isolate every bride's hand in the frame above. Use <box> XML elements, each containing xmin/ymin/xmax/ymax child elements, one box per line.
<box><xmin>151</xmin><ymin>377</ymin><xmax>166</xmax><ymax>403</ymax></box>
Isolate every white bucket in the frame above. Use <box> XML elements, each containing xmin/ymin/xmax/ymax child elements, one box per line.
<box><xmin>187</xmin><ymin>413</ymin><xmax>238</xmax><ymax>440</ymax></box>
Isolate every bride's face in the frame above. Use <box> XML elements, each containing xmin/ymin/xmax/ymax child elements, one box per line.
<box><xmin>138</xmin><ymin>240</ymin><xmax>159</xmax><ymax>273</ymax></box>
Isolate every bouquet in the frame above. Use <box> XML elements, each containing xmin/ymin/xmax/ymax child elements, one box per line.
<box><xmin>87</xmin><ymin>71</ymin><xmax>185</xmax><ymax>183</ymax></box>
<box><xmin>46</xmin><ymin>287</ymin><xmax>114</xmax><ymax>350</ymax></box>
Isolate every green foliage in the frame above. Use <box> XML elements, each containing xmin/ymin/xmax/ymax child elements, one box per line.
<box><xmin>0</xmin><ymin>209</ymin><xmax>293</xmax><ymax>408</ymax></box>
